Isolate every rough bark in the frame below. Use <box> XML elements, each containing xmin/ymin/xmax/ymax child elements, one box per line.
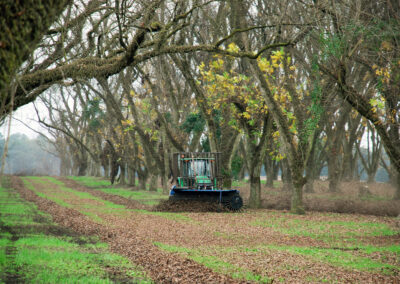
<box><xmin>0</xmin><ymin>0</ymin><xmax>72</xmax><ymax>102</ymax></box>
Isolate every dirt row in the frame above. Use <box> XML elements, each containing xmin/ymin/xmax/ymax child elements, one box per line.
<box><xmin>11</xmin><ymin>176</ymin><xmax>243</xmax><ymax>284</ymax></box>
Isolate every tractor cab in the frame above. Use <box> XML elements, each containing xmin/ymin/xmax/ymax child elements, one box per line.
<box><xmin>170</xmin><ymin>152</ymin><xmax>243</xmax><ymax>211</ymax></box>
<box><xmin>176</xmin><ymin>156</ymin><xmax>215</xmax><ymax>190</ymax></box>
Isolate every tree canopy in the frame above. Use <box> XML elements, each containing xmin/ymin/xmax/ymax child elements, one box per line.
<box><xmin>2</xmin><ymin>0</ymin><xmax>399</xmax><ymax>213</ymax></box>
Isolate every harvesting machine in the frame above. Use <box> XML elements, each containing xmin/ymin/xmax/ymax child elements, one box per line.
<box><xmin>169</xmin><ymin>152</ymin><xmax>243</xmax><ymax>211</ymax></box>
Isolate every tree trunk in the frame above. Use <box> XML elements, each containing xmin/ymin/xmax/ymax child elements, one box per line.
<box><xmin>328</xmin><ymin>148</ymin><xmax>341</xmax><ymax>193</ymax></box>
<box><xmin>94</xmin><ymin>164</ymin><xmax>101</xmax><ymax>177</ymax></box>
<box><xmin>103</xmin><ymin>163</ymin><xmax>109</xmax><ymax>179</ymax></box>
<box><xmin>238</xmin><ymin>165</ymin><xmax>245</xmax><ymax>180</ymax></box>
<box><xmin>264</xmin><ymin>156</ymin><xmax>275</xmax><ymax>187</ymax></box>
<box><xmin>220</xmin><ymin>150</ymin><xmax>234</xmax><ymax>188</ymax></box>
<box><xmin>394</xmin><ymin>172</ymin><xmax>400</xmax><ymax>200</ymax></box>
<box><xmin>249</xmin><ymin>175</ymin><xmax>261</xmax><ymax>208</ymax></box>
<box><xmin>353</xmin><ymin>155</ymin><xmax>360</xmax><ymax>181</ymax></box>
<box><xmin>281</xmin><ymin>160</ymin><xmax>292</xmax><ymax>192</ymax></box>
<box><xmin>367</xmin><ymin>173</ymin><xmax>376</xmax><ymax>183</ymax></box>
<box><xmin>162</xmin><ymin>131</ymin><xmax>170</xmax><ymax>194</ymax></box>
<box><xmin>59</xmin><ymin>156</ymin><xmax>70</xmax><ymax>176</ymax></box>
<box><xmin>291</xmin><ymin>182</ymin><xmax>305</xmax><ymax>215</ymax></box>
<box><xmin>291</xmin><ymin>167</ymin><xmax>306</xmax><ymax>214</ymax></box>
<box><xmin>342</xmin><ymin>147</ymin><xmax>356</xmax><ymax>181</ymax></box>
<box><xmin>119</xmin><ymin>163</ymin><xmax>126</xmax><ymax>185</ymax></box>
<box><xmin>350</xmin><ymin>152</ymin><xmax>358</xmax><ymax>181</ymax></box>
<box><xmin>138</xmin><ymin>175</ymin><xmax>146</xmax><ymax>191</ymax></box>
<box><xmin>149</xmin><ymin>173</ymin><xmax>158</xmax><ymax>192</ymax></box>
<box><xmin>305</xmin><ymin>130</ymin><xmax>321</xmax><ymax>193</ymax></box>
<box><xmin>128</xmin><ymin>165</ymin><xmax>136</xmax><ymax>188</ymax></box>
<box><xmin>77</xmin><ymin>158</ymin><xmax>87</xmax><ymax>176</ymax></box>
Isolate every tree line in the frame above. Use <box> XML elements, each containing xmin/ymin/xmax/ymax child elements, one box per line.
<box><xmin>1</xmin><ymin>0</ymin><xmax>399</xmax><ymax>213</ymax></box>
<box><xmin>0</xmin><ymin>133</ymin><xmax>59</xmax><ymax>176</ymax></box>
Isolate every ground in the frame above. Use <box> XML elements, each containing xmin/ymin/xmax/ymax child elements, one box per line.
<box><xmin>0</xmin><ymin>175</ymin><xmax>399</xmax><ymax>283</ymax></box>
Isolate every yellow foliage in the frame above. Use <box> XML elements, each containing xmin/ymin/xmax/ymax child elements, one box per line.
<box><xmin>272</xmin><ymin>131</ymin><xmax>280</xmax><ymax>138</ymax></box>
<box><xmin>227</xmin><ymin>42</ymin><xmax>240</xmax><ymax>53</ymax></box>
<box><xmin>242</xmin><ymin>112</ymin><xmax>251</xmax><ymax>119</ymax></box>
<box><xmin>271</xmin><ymin>50</ymin><xmax>284</xmax><ymax>63</ymax></box>
<box><xmin>199</xmin><ymin>49</ymin><xmax>300</xmax><ymax>134</ymax></box>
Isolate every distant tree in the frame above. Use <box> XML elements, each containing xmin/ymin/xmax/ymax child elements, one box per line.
<box><xmin>0</xmin><ymin>134</ymin><xmax>60</xmax><ymax>175</ymax></box>
<box><xmin>314</xmin><ymin>0</ymin><xmax>400</xmax><ymax>198</ymax></box>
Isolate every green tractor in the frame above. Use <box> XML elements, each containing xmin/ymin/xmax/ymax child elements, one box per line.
<box><xmin>169</xmin><ymin>152</ymin><xmax>243</xmax><ymax>211</ymax></box>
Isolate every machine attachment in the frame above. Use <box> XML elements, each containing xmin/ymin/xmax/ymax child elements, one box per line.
<box><xmin>169</xmin><ymin>152</ymin><xmax>243</xmax><ymax>211</ymax></box>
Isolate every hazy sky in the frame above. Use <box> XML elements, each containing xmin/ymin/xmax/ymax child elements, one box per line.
<box><xmin>0</xmin><ymin>104</ymin><xmax>42</xmax><ymax>139</ymax></box>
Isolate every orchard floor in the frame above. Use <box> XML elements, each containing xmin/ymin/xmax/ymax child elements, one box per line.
<box><xmin>6</xmin><ymin>176</ymin><xmax>400</xmax><ymax>283</ymax></box>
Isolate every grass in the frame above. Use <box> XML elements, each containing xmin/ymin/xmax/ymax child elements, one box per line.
<box><xmin>45</xmin><ymin>177</ymin><xmax>125</xmax><ymax>209</ymax></box>
<box><xmin>70</xmin><ymin>176</ymin><xmax>168</xmax><ymax>205</ymax></box>
<box><xmin>0</xmin><ymin>181</ymin><xmax>152</xmax><ymax>283</ymax></box>
<box><xmin>93</xmin><ymin>187</ymin><xmax>167</xmax><ymax>204</ymax></box>
<box><xmin>15</xmin><ymin>239</ymin><xmax>151</xmax><ymax>283</ymax></box>
<box><xmin>251</xmin><ymin>215</ymin><xmax>398</xmax><ymax>246</ymax></box>
<box><xmin>68</xmin><ymin>176</ymin><xmax>112</xmax><ymax>188</ymax></box>
<box><xmin>69</xmin><ymin>176</ymin><xmax>164</xmax><ymax>193</ymax></box>
<box><xmin>264</xmin><ymin>245</ymin><xmax>400</xmax><ymax>275</ymax></box>
<box><xmin>193</xmin><ymin>243</ymin><xmax>400</xmax><ymax>278</ymax></box>
<box><xmin>154</xmin><ymin>242</ymin><xmax>271</xmax><ymax>283</ymax></box>
<box><xmin>22</xmin><ymin>178</ymin><xmax>73</xmax><ymax>209</ymax></box>
<box><xmin>0</xmin><ymin>184</ymin><xmax>51</xmax><ymax>228</ymax></box>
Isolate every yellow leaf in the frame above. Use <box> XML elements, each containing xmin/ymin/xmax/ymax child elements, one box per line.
<box><xmin>227</xmin><ymin>42</ymin><xmax>240</xmax><ymax>53</ymax></box>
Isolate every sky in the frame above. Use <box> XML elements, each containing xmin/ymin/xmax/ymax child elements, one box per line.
<box><xmin>0</xmin><ymin>103</ymin><xmax>44</xmax><ymax>139</ymax></box>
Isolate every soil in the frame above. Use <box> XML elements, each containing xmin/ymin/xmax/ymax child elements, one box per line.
<box><xmin>11</xmin><ymin>176</ymin><xmax>400</xmax><ymax>283</ymax></box>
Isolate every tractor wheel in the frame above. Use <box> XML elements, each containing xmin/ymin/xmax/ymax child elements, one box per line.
<box><xmin>225</xmin><ymin>193</ymin><xmax>243</xmax><ymax>211</ymax></box>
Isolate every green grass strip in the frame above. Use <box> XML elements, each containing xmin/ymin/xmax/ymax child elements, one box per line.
<box><xmin>0</xmin><ymin>180</ymin><xmax>152</xmax><ymax>283</ymax></box>
<box><xmin>23</xmin><ymin>177</ymin><xmax>129</xmax><ymax>224</ymax></box>
<box><xmin>70</xmin><ymin>176</ymin><xmax>167</xmax><ymax>204</ymax></box>
<box><xmin>154</xmin><ymin>242</ymin><xmax>271</xmax><ymax>283</ymax></box>
<box><xmin>0</xmin><ymin>185</ymin><xmax>51</xmax><ymax>227</ymax></box>
<box><xmin>15</xmin><ymin>245</ymin><xmax>151</xmax><ymax>283</ymax></box>
<box><xmin>44</xmin><ymin>177</ymin><xmax>125</xmax><ymax>209</ymax></box>
<box><xmin>68</xmin><ymin>176</ymin><xmax>112</xmax><ymax>188</ymax></box>
<box><xmin>90</xmin><ymin>186</ymin><xmax>167</xmax><ymax>203</ymax></box>
<box><xmin>252</xmin><ymin>216</ymin><xmax>398</xmax><ymax>246</ymax></box>
<box><xmin>22</xmin><ymin>178</ymin><xmax>72</xmax><ymax>209</ymax></box>
<box><xmin>265</xmin><ymin>245</ymin><xmax>399</xmax><ymax>275</ymax></box>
